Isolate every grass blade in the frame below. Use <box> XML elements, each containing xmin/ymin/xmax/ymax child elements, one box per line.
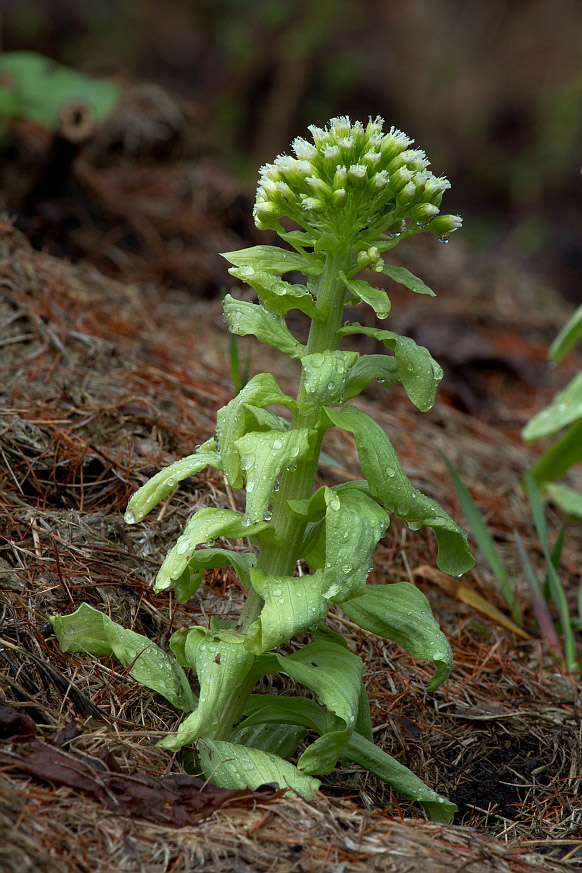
<box><xmin>443</xmin><ymin>455</ymin><xmax>521</xmax><ymax>622</ymax></box>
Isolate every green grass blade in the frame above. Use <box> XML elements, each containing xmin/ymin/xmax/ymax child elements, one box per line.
<box><xmin>525</xmin><ymin>470</ymin><xmax>578</xmax><ymax>671</ymax></box>
<box><xmin>514</xmin><ymin>530</ymin><xmax>561</xmax><ymax>653</ymax></box>
<box><xmin>443</xmin><ymin>455</ymin><xmax>521</xmax><ymax>622</ymax></box>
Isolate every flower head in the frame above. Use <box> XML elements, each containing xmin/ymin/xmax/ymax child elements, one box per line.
<box><xmin>253</xmin><ymin>116</ymin><xmax>461</xmax><ymax>244</ymax></box>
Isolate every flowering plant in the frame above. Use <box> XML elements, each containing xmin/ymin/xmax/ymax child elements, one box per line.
<box><xmin>53</xmin><ymin>117</ymin><xmax>473</xmax><ymax>822</ymax></box>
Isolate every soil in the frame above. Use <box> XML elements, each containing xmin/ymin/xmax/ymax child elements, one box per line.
<box><xmin>1</xmin><ymin>90</ymin><xmax>581</xmax><ymax>872</ymax></box>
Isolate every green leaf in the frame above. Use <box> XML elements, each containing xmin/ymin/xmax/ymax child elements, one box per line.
<box><xmin>235</xmin><ymin>428</ymin><xmax>313</xmax><ymax>524</ymax></box>
<box><xmin>231</xmin><ymin>722</ymin><xmax>307</xmax><ymax>759</ymax></box>
<box><xmin>381</xmin><ymin>264</ymin><xmax>435</xmax><ymax>296</ymax></box>
<box><xmin>242</xmin><ymin>404</ymin><xmax>290</xmax><ymax>433</ymax></box>
<box><xmin>223</xmin><ymin>295</ymin><xmax>305</xmax><ymax>359</ymax></box>
<box><xmin>272</xmin><ymin>639</ymin><xmax>363</xmax><ymax>774</ymax></box>
<box><xmin>340</xmin><ymin>582</ymin><xmax>453</xmax><ymax>691</ymax></box>
<box><xmin>544</xmin><ymin>482</ymin><xmax>582</xmax><ymax>519</ymax></box>
<box><xmin>340</xmin><ymin>273</ymin><xmax>391</xmax><ymax>319</ymax></box>
<box><xmin>0</xmin><ymin>51</ymin><xmax>120</xmax><ymax>129</ymax></box>
<box><xmin>339</xmin><ymin>323</ymin><xmax>442</xmax><ymax>411</ymax></box>
<box><xmin>221</xmin><ymin>245</ymin><xmax>322</xmax><ymax>276</ymax></box>
<box><xmin>125</xmin><ymin>439</ymin><xmax>221</xmax><ymax>524</ymax></box>
<box><xmin>241</xmin><ymin>694</ymin><xmax>327</xmax><ymax>735</ymax></box>
<box><xmin>530</xmin><ymin>420</ymin><xmax>582</xmax><ymax>485</ymax></box>
<box><xmin>325</xmin><ymin>406</ymin><xmax>474</xmax><ymax>576</ymax></box>
<box><xmin>228</xmin><ymin>268</ymin><xmax>319</xmax><ymax>318</ymax></box>
<box><xmin>277</xmin><ymin>229</ymin><xmax>318</xmax><ymax>248</ymax></box>
<box><xmin>216</xmin><ymin>373</ymin><xmax>296</xmax><ymax>489</ymax></box>
<box><xmin>300</xmin><ymin>350</ymin><xmax>359</xmax><ymax>407</ymax></box>
<box><xmin>197</xmin><ymin>739</ymin><xmax>320</xmax><ymax>799</ymax></box>
<box><xmin>549</xmin><ymin>304</ymin><xmax>582</xmax><ymax>362</ymax></box>
<box><xmin>522</xmin><ymin>372</ymin><xmax>582</xmax><ymax>441</ymax></box>
<box><xmin>172</xmin><ymin>548</ymin><xmax>256</xmax><ymax>604</ymax></box>
<box><xmin>159</xmin><ymin>628</ymin><xmax>255</xmax><ymax>750</ymax></box>
<box><xmin>342</xmin><ymin>732</ymin><xmax>456</xmax><ymax>823</ymax></box>
<box><xmin>343</xmin><ymin>355</ymin><xmax>400</xmax><ymax>401</ymax></box>
<box><xmin>156</xmin><ymin>507</ymin><xmax>274</xmax><ymax>593</ymax></box>
<box><xmin>51</xmin><ymin>603</ymin><xmax>196</xmax><ymax>712</ymax></box>
<box><xmin>245</xmin><ymin>568</ymin><xmax>329</xmax><ymax>653</ymax></box>
<box><xmin>304</xmin><ymin>486</ymin><xmax>391</xmax><ymax>603</ymax></box>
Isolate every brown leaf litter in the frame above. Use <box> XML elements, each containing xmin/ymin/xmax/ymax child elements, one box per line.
<box><xmin>0</xmin><ymin>219</ymin><xmax>581</xmax><ymax>871</ymax></box>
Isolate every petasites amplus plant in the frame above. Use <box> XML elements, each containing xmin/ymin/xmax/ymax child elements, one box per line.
<box><xmin>52</xmin><ymin>117</ymin><xmax>474</xmax><ymax>822</ymax></box>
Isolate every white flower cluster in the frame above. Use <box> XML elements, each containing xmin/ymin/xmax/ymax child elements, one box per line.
<box><xmin>254</xmin><ymin>116</ymin><xmax>461</xmax><ymax>240</ymax></box>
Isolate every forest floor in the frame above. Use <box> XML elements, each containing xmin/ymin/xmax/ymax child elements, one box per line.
<box><xmin>0</xmin><ymin>93</ymin><xmax>581</xmax><ymax>872</ymax></box>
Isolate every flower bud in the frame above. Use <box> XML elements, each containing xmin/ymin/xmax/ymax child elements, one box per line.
<box><xmin>412</xmin><ymin>202</ymin><xmax>440</xmax><ymax>223</ymax></box>
<box><xmin>426</xmin><ymin>214</ymin><xmax>462</xmax><ymax>235</ymax></box>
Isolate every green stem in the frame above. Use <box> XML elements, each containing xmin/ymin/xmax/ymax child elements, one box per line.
<box><xmin>238</xmin><ymin>244</ymin><xmax>351</xmax><ymax>633</ymax></box>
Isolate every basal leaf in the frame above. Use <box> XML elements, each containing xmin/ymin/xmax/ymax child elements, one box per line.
<box><xmin>549</xmin><ymin>304</ymin><xmax>582</xmax><ymax>363</ymax></box>
<box><xmin>522</xmin><ymin>372</ymin><xmax>582</xmax><ymax>441</ymax></box>
<box><xmin>340</xmin><ymin>582</ymin><xmax>453</xmax><ymax>690</ymax></box>
<box><xmin>223</xmin><ymin>295</ymin><xmax>305</xmax><ymax>359</ymax></box>
<box><xmin>228</xmin><ymin>268</ymin><xmax>319</xmax><ymax>318</ymax></box>
<box><xmin>381</xmin><ymin>264</ymin><xmax>435</xmax><ymax>296</ymax></box>
<box><xmin>325</xmin><ymin>406</ymin><xmax>474</xmax><ymax>576</ymax></box>
<box><xmin>52</xmin><ymin>603</ymin><xmax>196</xmax><ymax>712</ymax></box>
<box><xmin>216</xmin><ymin>373</ymin><xmax>296</xmax><ymax>488</ymax></box>
<box><xmin>231</xmin><ymin>722</ymin><xmax>307</xmax><ymax>759</ymax></box>
<box><xmin>159</xmin><ymin>628</ymin><xmax>255</xmax><ymax>750</ymax></box>
<box><xmin>343</xmin><ymin>732</ymin><xmax>456</xmax><ymax>823</ymax></box>
<box><xmin>156</xmin><ymin>507</ymin><xmax>273</xmax><ymax>593</ymax></box>
<box><xmin>300</xmin><ymin>350</ymin><xmax>358</xmax><ymax>407</ymax></box>
<box><xmin>245</xmin><ymin>568</ymin><xmax>329</xmax><ymax>653</ymax></box>
<box><xmin>221</xmin><ymin>245</ymin><xmax>322</xmax><ymax>276</ymax></box>
<box><xmin>235</xmin><ymin>428</ymin><xmax>313</xmax><ymax>524</ymax></box>
<box><xmin>340</xmin><ymin>273</ymin><xmax>391</xmax><ymax>319</ymax></box>
<box><xmin>125</xmin><ymin>439</ymin><xmax>221</xmax><ymax>524</ymax></box>
<box><xmin>339</xmin><ymin>323</ymin><xmax>442</xmax><ymax>411</ymax></box>
<box><xmin>197</xmin><ymin>739</ymin><xmax>320</xmax><ymax>799</ymax></box>
<box><xmin>343</xmin><ymin>354</ymin><xmax>400</xmax><ymax>401</ymax></box>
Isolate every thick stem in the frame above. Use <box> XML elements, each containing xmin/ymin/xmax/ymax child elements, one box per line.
<box><xmin>238</xmin><ymin>244</ymin><xmax>352</xmax><ymax>634</ymax></box>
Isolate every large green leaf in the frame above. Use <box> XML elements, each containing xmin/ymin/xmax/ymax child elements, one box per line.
<box><xmin>303</xmin><ymin>486</ymin><xmax>390</xmax><ymax>602</ymax></box>
<box><xmin>197</xmin><ymin>739</ymin><xmax>320</xmax><ymax>799</ymax></box>
<box><xmin>343</xmin><ymin>355</ymin><xmax>400</xmax><ymax>401</ymax></box>
<box><xmin>125</xmin><ymin>439</ymin><xmax>221</xmax><ymax>524</ymax></box>
<box><xmin>340</xmin><ymin>274</ymin><xmax>391</xmax><ymax>319</ymax></box>
<box><xmin>549</xmin><ymin>304</ymin><xmax>582</xmax><ymax>363</ymax></box>
<box><xmin>342</xmin><ymin>732</ymin><xmax>456</xmax><ymax>823</ymax></box>
<box><xmin>381</xmin><ymin>264</ymin><xmax>435</xmax><ymax>296</ymax></box>
<box><xmin>235</xmin><ymin>428</ymin><xmax>313</xmax><ymax>524</ymax></box>
<box><xmin>172</xmin><ymin>547</ymin><xmax>256</xmax><ymax>604</ymax></box>
<box><xmin>325</xmin><ymin>406</ymin><xmax>474</xmax><ymax>576</ymax></box>
<box><xmin>231</xmin><ymin>722</ymin><xmax>307</xmax><ymax>759</ymax></box>
<box><xmin>300</xmin><ymin>350</ymin><xmax>359</xmax><ymax>408</ymax></box>
<box><xmin>156</xmin><ymin>507</ymin><xmax>274</xmax><ymax>593</ymax></box>
<box><xmin>339</xmin><ymin>323</ymin><xmax>442</xmax><ymax>411</ymax></box>
<box><xmin>0</xmin><ymin>51</ymin><xmax>120</xmax><ymax>129</ymax></box>
<box><xmin>277</xmin><ymin>638</ymin><xmax>363</xmax><ymax>774</ymax></box>
<box><xmin>245</xmin><ymin>568</ymin><xmax>329</xmax><ymax>653</ymax></box>
<box><xmin>522</xmin><ymin>372</ymin><xmax>582</xmax><ymax>441</ymax></box>
<box><xmin>223</xmin><ymin>295</ymin><xmax>305</xmax><ymax>359</ymax></box>
<box><xmin>216</xmin><ymin>373</ymin><xmax>296</xmax><ymax>489</ymax></box>
<box><xmin>51</xmin><ymin>603</ymin><xmax>196</xmax><ymax>712</ymax></box>
<box><xmin>238</xmin><ymin>694</ymin><xmax>455</xmax><ymax>821</ymax></box>
<box><xmin>159</xmin><ymin>628</ymin><xmax>255</xmax><ymax>750</ymax></box>
<box><xmin>221</xmin><ymin>245</ymin><xmax>322</xmax><ymax>276</ymax></box>
<box><xmin>340</xmin><ymin>582</ymin><xmax>453</xmax><ymax>691</ymax></box>
<box><xmin>228</xmin><ymin>268</ymin><xmax>319</xmax><ymax>318</ymax></box>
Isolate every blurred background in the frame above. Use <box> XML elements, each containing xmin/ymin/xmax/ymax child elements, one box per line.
<box><xmin>1</xmin><ymin>0</ymin><xmax>582</xmax><ymax>302</ymax></box>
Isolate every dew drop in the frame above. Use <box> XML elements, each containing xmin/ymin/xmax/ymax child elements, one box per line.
<box><xmin>124</xmin><ymin>509</ymin><xmax>136</xmax><ymax>525</ymax></box>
